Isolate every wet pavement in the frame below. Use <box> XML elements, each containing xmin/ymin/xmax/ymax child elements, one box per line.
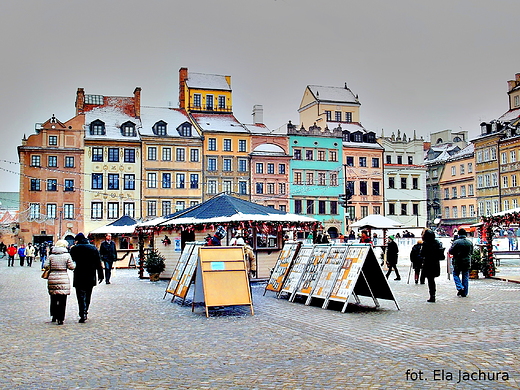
<box><xmin>0</xmin><ymin>257</ymin><xmax>519</xmax><ymax>389</ymax></box>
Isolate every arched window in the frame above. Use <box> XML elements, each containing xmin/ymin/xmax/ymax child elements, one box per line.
<box><xmin>153</xmin><ymin>121</ymin><xmax>167</xmax><ymax>136</ymax></box>
<box><xmin>90</xmin><ymin>120</ymin><xmax>105</xmax><ymax>136</ymax></box>
<box><xmin>177</xmin><ymin>122</ymin><xmax>192</xmax><ymax>137</ymax></box>
<box><xmin>121</xmin><ymin>121</ymin><xmax>136</xmax><ymax>137</ymax></box>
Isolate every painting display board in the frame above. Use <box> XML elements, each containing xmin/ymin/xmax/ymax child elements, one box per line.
<box><xmin>306</xmin><ymin>245</ymin><xmax>350</xmax><ymax>305</ymax></box>
<box><xmin>290</xmin><ymin>245</ymin><xmax>332</xmax><ymax>302</ymax></box>
<box><xmin>164</xmin><ymin>242</ymin><xmax>202</xmax><ymax>300</ymax></box>
<box><xmin>264</xmin><ymin>242</ymin><xmax>302</xmax><ymax>296</ymax></box>
<box><xmin>194</xmin><ymin>247</ymin><xmax>254</xmax><ymax>317</ymax></box>
<box><xmin>173</xmin><ymin>242</ymin><xmax>205</xmax><ymax>301</ymax></box>
<box><xmin>324</xmin><ymin>244</ymin><xmax>398</xmax><ymax>311</ymax></box>
<box><xmin>280</xmin><ymin>245</ymin><xmax>314</xmax><ymax>296</ymax></box>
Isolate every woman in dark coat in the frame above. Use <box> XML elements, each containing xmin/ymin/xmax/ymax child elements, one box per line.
<box><xmin>420</xmin><ymin>229</ymin><xmax>445</xmax><ymax>302</ymax></box>
<box><xmin>409</xmin><ymin>239</ymin><xmax>423</xmax><ymax>284</ymax></box>
<box><xmin>43</xmin><ymin>240</ymin><xmax>75</xmax><ymax>325</ymax></box>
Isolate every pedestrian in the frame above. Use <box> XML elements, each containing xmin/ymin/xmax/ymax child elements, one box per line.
<box><xmin>372</xmin><ymin>233</ymin><xmax>378</xmax><ymax>246</ymax></box>
<box><xmin>40</xmin><ymin>242</ymin><xmax>48</xmax><ymax>270</ymax></box>
<box><xmin>70</xmin><ymin>233</ymin><xmax>104</xmax><ymax>323</ymax></box>
<box><xmin>17</xmin><ymin>244</ymin><xmax>26</xmax><ymax>266</ymax></box>
<box><xmin>409</xmin><ymin>239</ymin><xmax>423</xmax><ymax>284</ymax></box>
<box><xmin>43</xmin><ymin>240</ymin><xmax>75</xmax><ymax>325</ymax></box>
<box><xmin>7</xmin><ymin>244</ymin><xmax>17</xmax><ymax>267</ymax></box>
<box><xmin>420</xmin><ymin>229</ymin><xmax>445</xmax><ymax>303</ymax></box>
<box><xmin>385</xmin><ymin>235</ymin><xmax>401</xmax><ymax>280</ymax></box>
<box><xmin>99</xmin><ymin>233</ymin><xmax>117</xmax><ymax>284</ymax></box>
<box><xmin>25</xmin><ymin>243</ymin><xmax>35</xmax><ymax>267</ymax></box>
<box><xmin>359</xmin><ymin>230</ymin><xmax>372</xmax><ymax>244</ymax></box>
<box><xmin>237</xmin><ymin>237</ymin><xmax>256</xmax><ymax>278</ymax></box>
<box><xmin>449</xmin><ymin>228</ymin><xmax>474</xmax><ymax>297</ymax></box>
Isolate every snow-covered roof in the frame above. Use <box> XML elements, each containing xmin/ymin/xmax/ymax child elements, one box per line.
<box><xmin>251</xmin><ymin>143</ymin><xmax>286</xmax><ymax>155</ymax></box>
<box><xmin>139</xmin><ymin>106</ymin><xmax>198</xmax><ymax>137</ymax></box>
<box><xmin>191</xmin><ymin>113</ymin><xmax>248</xmax><ymax>133</ymax></box>
<box><xmin>498</xmin><ymin>108</ymin><xmax>520</xmax><ymax>123</ymax></box>
<box><xmin>308</xmin><ymin>85</ymin><xmax>359</xmax><ymax>104</ymax></box>
<box><xmin>186</xmin><ymin>73</ymin><xmax>231</xmax><ymax>91</ymax></box>
<box><xmin>85</xmin><ymin>106</ymin><xmax>140</xmax><ymax>141</ymax></box>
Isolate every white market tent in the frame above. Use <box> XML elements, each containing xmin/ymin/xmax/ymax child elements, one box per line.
<box><xmin>89</xmin><ymin>215</ymin><xmax>139</xmax><ymax>235</ymax></box>
<box><xmin>351</xmin><ymin>214</ymin><xmax>403</xmax><ymax>230</ymax></box>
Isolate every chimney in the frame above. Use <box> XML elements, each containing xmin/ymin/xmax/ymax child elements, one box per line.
<box><xmin>179</xmin><ymin>67</ymin><xmax>188</xmax><ymax>109</ymax></box>
<box><xmin>134</xmin><ymin>87</ymin><xmax>141</xmax><ymax>118</ymax></box>
<box><xmin>75</xmin><ymin>88</ymin><xmax>85</xmax><ymax>115</ymax></box>
<box><xmin>252</xmin><ymin>105</ymin><xmax>264</xmax><ymax>124</ymax></box>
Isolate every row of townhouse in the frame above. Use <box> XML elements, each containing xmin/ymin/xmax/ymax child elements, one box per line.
<box><xmin>18</xmin><ymin>67</ymin><xmax>430</xmax><ymax>244</ymax></box>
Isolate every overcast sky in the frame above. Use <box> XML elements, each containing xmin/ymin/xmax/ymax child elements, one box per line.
<box><xmin>0</xmin><ymin>0</ymin><xmax>518</xmax><ymax>193</ymax></box>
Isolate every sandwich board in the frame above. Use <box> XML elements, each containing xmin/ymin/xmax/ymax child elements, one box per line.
<box><xmin>290</xmin><ymin>245</ymin><xmax>332</xmax><ymax>302</ymax></box>
<box><xmin>164</xmin><ymin>242</ymin><xmax>203</xmax><ymax>301</ymax></box>
<box><xmin>279</xmin><ymin>245</ymin><xmax>314</xmax><ymax>298</ymax></box>
<box><xmin>264</xmin><ymin>241</ymin><xmax>301</xmax><ymax>296</ymax></box>
<box><xmin>173</xmin><ymin>242</ymin><xmax>204</xmax><ymax>302</ymax></box>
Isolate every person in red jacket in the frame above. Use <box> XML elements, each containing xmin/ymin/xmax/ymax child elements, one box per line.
<box><xmin>6</xmin><ymin>244</ymin><xmax>17</xmax><ymax>267</ymax></box>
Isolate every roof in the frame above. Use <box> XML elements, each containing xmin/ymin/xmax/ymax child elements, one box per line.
<box><xmin>191</xmin><ymin>113</ymin><xmax>248</xmax><ymax>133</ymax></box>
<box><xmin>186</xmin><ymin>73</ymin><xmax>231</xmax><ymax>91</ymax></box>
<box><xmin>84</xmin><ymin>106</ymin><xmax>140</xmax><ymax>141</ymax></box>
<box><xmin>308</xmin><ymin>85</ymin><xmax>359</xmax><ymax>105</ymax></box>
<box><xmin>89</xmin><ymin>215</ymin><xmax>138</xmax><ymax>235</ymax></box>
<box><xmin>351</xmin><ymin>214</ymin><xmax>403</xmax><ymax>229</ymax></box>
<box><xmin>0</xmin><ymin>192</ymin><xmax>19</xmax><ymax>210</ymax></box>
<box><xmin>498</xmin><ymin>108</ymin><xmax>520</xmax><ymax>123</ymax></box>
<box><xmin>139</xmin><ymin>106</ymin><xmax>198</xmax><ymax>138</ymax></box>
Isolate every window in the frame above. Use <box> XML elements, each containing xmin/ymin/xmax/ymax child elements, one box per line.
<box><xmin>306</xmin><ymin>172</ymin><xmax>314</xmax><ymax>185</ymax></box>
<box><xmin>108</xmin><ymin>148</ymin><xmax>119</xmax><ymax>162</ymax></box>
<box><xmin>90</xmin><ymin>120</ymin><xmax>105</xmax><ymax>135</ymax></box>
<box><xmin>147</xmin><ymin>201</ymin><xmax>156</xmax><ymax>217</ymax></box>
<box><xmin>360</xmin><ymin>181</ymin><xmax>367</xmax><ymax>195</ymax></box>
<box><xmin>401</xmin><ymin>203</ymin><xmax>407</xmax><ymax>215</ymax></box>
<box><xmin>329</xmin><ymin>151</ymin><xmax>337</xmax><ymax>162</ymax></box>
<box><xmin>318</xmin><ymin>173</ymin><xmax>326</xmax><ymax>186</ymax></box>
<box><xmin>176</xmin><ymin>173</ymin><xmax>185</xmax><ymax>189</ymax></box>
<box><xmin>452</xmin><ymin>187</ymin><xmax>457</xmax><ymax>198</ymax></box>
<box><xmin>48</xmin><ymin>135</ymin><xmax>58</xmax><ymax>146</ymax></box>
<box><xmin>85</xmin><ymin>95</ymin><xmax>103</xmax><ymax>104</ymax></box>
<box><xmin>345</xmin><ymin>112</ymin><xmax>352</xmax><ymax>122</ymax></box>
<box><xmin>193</xmin><ymin>94</ymin><xmax>201</xmax><ymax>108</ymax></box>
<box><xmin>175</xmin><ymin>148</ymin><xmax>185</xmax><ymax>162</ymax></box>
<box><xmin>121</xmin><ymin>122</ymin><xmax>136</xmax><ymax>137</ymax></box>
<box><xmin>267</xmin><ymin>163</ymin><xmax>275</xmax><ymax>174</ymax></box>
<box><xmin>346</xmin><ymin>181</ymin><xmax>355</xmax><ymax>196</ymax></box>
<box><xmin>147</xmin><ymin>173</ymin><xmax>157</xmax><ymax>188</ymax></box>
<box><xmin>29</xmin><ymin>203</ymin><xmax>40</xmax><ymax>220</ymax></box>
<box><xmin>397</xmin><ymin>156</ymin><xmax>403</xmax><ymax>165</ymax></box>
<box><xmin>330</xmin><ymin>173</ymin><xmax>338</xmax><ymax>186</ymax></box>
<box><xmin>468</xmin><ymin>163</ymin><xmax>473</xmax><ymax>173</ymax></box>
<box><xmin>256</xmin><ymin>182</ymin><xmax>264</xmax><ymax>194</ymax></box>
<box><xmin>389</xmin><ymin>177</ymin><xmax>395</xmax><ymax>189</ymax></box>
<box><xmin>294</xmin><ymin>172</ymin><xmax>302</xmax><ymax>185</ymax></box>
<box><xmin>279</xmin><ymin>182</ymin><xmax>286</xmax><ymax>194</ymax></box>
<box><xmin>325</xmin><ymin>111</ymin><xmax>331</xmax><ymax>121</ymax></box>
<box><xmin>372</xmin><ymin>158</ymin><xmax>379</xmax><ymax>168</ymax></box>
<box><xmin>412</xmin><ymin>203</ymin><xmax>419</xmax><ymax>216</ymax></box>
<box><xmin>223</xmin><ymin>181</ymin><xmax>232</xmax><ymax>194</ymax></box>
<box><xmin>162</xmin><ymin>173</ymin><xmax>171</xmax><ymax>188</ymax></box>
<box><xmin>122</xmin><ymin>149</ymin><xmax>135</xmax><ymax>163</ymax></box>
<box><xmin>123</xmin><ymin>202</ymin><xmax>135</xmax><ymax>218</ymax></box>
<box><xmin>294</xmin><ymin>149</ymin><xmax>302</xmax><ymax>160</ymax></box>
<box><xmin>178</xmin><ymin>123</ymin><xmax>192</xmax><ymax>137</ymax></box>
<box><xmin>30</xmin><ymin>179</ymin><xmax>41</xmax><ymax>191</ymax></box>
<box><xmin>330</xmin><ymin>201</ymin><xmax>338</xmax><ymax>215</ymax></box>
<box><xmin>513</xmin><ymin>175</ymin><xmax>518</xmax><ymax>187</ymax></box>
<box><xmin>161</xmin><ymin>148</ymin><xmax>172</xmax><ymax>161</ymax></box>
<box><xmin>294</xmin><ymin>200</ymin><xmax>302</xmax><ymax>214</ymax></box>
<box><xmin>461</xmin><ymin>185</ymin><xmax>466</xmax><ymax>197</ymax></box>
<box><xmin>373</xmin><ymin>206</ymin><xmax>381</xmax><ymax>215</ymax></box>
<box><xmin>444</xmin><ymin>188</ymin><xmax>450</xmax><ymax>199</ymax></box>
<box><xmin>408</xmin><ymin>156</ymin><xmax>413</xmax><ymax>165</ymax></box>
<box><xmin>92</xmin><ymin>147</ymin><xmax>103</xmax><ymax>162</ymax></box>
<box><xmin>335</xmin><ymin>111</ymin><xmax>342</xmax><ymax>121</ymax></box>
<box><xmin>389</xmin><ymin>203</ymin><xmax>395</xmax><ymax>215</ymax></box>
<box><xmin>452</xmin><ymin>206</ymin><xmax>458</xmax><ymax>218</ymax></box>
<box><xmin>238</xmin><ymin>140</ymin><xmax>247</xmax><ymax>152</ymax></box>
<box><xmin>190</xmin><ymin>174</ymin><xmax>199</xmax><ymax>189</ymax></box>
<box><xmin>280</xmin><ymin>205</ymin><xmax>287</xmax><ymax>212</ymax></box>
<box><xmin>386</xmin><ymin>155</ymin><xmax>392</xmax><ymax>164</ymax></box>
<box><xmin>412</xmin><ymin>177</ymin><xmax>419</xmax><ymax>190</ymax></box>
<box><xmin>47</xmin><ymin>179</ymin><xmax>57</xmax><ymax>191</ymax></box>
<box><xmin>124</xmin><ymin>174</ymin><xmax>135</xmax><ymax>190</ymax></box>
<box><xmin>306</xmin><ymin>200</ymin><xmax>314</xmax><ymax>214</ymax></box>
<box><xmin>108</xmin><ymin>174</ymin><xmax>119</xmax><ymax>190</ymax></box>
<box><xmin>256</xmin><ymin>163</ymin><xmax>264</xmax><ymax>174</ymax></box>
<box><xmin>31</xmin><ymin>155</ymin><xmax>41</xmax><ymax>167</ymax></box>
<box><xmin>223</xmin><ymin>139</ymin><xmax>232</xmax><ymax>151</ymax></box>
<box><xmin>223</xmin><ymin>159</ymin><xmax>232</xmax><ymax>172</ymax></box>
<box><xmin>64</xmin><ymin>204</ymin><xmax>75</xmax><ymax>219</ymax></box>
<box><xmin>511</xmin><ymin>150</ymin><xmax>517</xmax><ymax>163</ymax></box>
<box><xmin>91</xmin><ymin>202</ymin><xmax>103</xmax><ymax>219</ymax></box>
<box><xmin>267</xmin><ymin>183</ymin><xmax>275</xmax><ymax>194</ymax></box>
<box><xmin>206</xmin><ymin>94</ymin><xmax>213</xmax><ymax>110</ymax></box>
<box><xmin>359</xmin><ymin>157</ymin><xmax>367</xmax><ymax>167</ymax></box>
<box><xmin>218</xmin><ymin>95</ymin><xmax>226</xmax><ymax>110</ymax></box>
<box><xmin>503</xmin><ymin>176</ymin><xmax>509</xmax><ymax>188</ymax></box>
<box><xmin>208</xmin><ymin>180</ymin><xmax>217</xmax><ymax>194</ymax></box>
<box><xmin>346</xmin><ymin>156</ymin><xmax>354</xmax><ymax>166</ymax></box>
<box><xmin>319</xmin><ymin>200</ymin><xmax>326</xmax><ymax>214</ymax></box>
<box><xmin>361</xmin><ymin>206</ymin><xmax>369</xmax><ymax>219</ymax></box>
<box><xmin>153</xmin><ymin>121</ymin><xmax>167</xmax><ymax>136</ymax></box>
<box><xmin>92</xmin><ymin>173</ymin><xmax>103</xmax><ymax>190</ymax></box>
<box><xmin>106</xmin><ymin>203</ymin><xmax>118</xmax><ymax>219</ymax></box>
<box><xmin>190</xmin><ymin>148</ymin><xmax>199</xmax><ymax>162</ymax></box>
<box><xmin>460</xmin><ymin>164</ymin><xmax>465</xmax><ymax>175</ymax></box>
<box><xmin>208</xmin><ymin>138</ymin><xmax>217</xmax><ymax>151</ymax></box>
<box><xmin>238</xmin><ymin>181</ymin><xmax>247</xmax><ymax>195</ymax></box>
<box><xmin>48</xmin><ymin>156</ymin><xmax>57</xmax><ymax>167</ymax></box>
<box><xmin>373</xmin><ymin>182</ymin><xmax>380</xmax><ymax>196</ymax></box>
<box><xmin>317</xmin><ymin>150</ymin><xmax>326</xmax><ymax>161</ymax></box>
<box><xmin>148</xmin><ymin>147</ymin><xmax>157</xmax><ymax>161</ymax></box>
<box><xmin>238</xmin><ymin>159</ymin><xmax>247</xmax><ymax>172</ymax></box>
<box><xmin>44</xmin><ymin>203</ymin><xmax>56</xmax><ymax>219</ymax></box>
<box><xmin>451</xmin><ymin>166</ymin><xmax>456</xmax><ymax>176</ymax></box>
<box><xmin>492</xmin><ymin>172</ymin><xmax>498</xmax><ymax>187</ymax></box>
<box><xmin>305</xmin><ymin>150</ymin><xmax>314</xmax><ymax>160</ymax></box>
<box><xmin>65</xmin><ymin>156</ymin><xmax>75</xmax><ymax>167</ymax></box>
<box><xmin>400</xmin><ymin>177</ymin><xmax>407</xmax><ymax>189</ymax></box>
<box><xmin>64</xmin><ymin>179</ymin><xmax>74</xmax><ymax>192</ymax></box>
<box><xmin>162</xmin><ymin>201</ymin><xmax>172</xmax><ymax>217</ymax></box>
<box><xmin>208</xmin><ymin>158</ymin><xmax>217</xmax><ymax>171</ymax></box>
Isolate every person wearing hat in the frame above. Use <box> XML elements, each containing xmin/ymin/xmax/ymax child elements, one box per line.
<box><xmin>449</xmin><ymin>228</ymin><xmax>473</xmax><ymax>297</ymax></box>
<box><xmin>70</xmin><ymin>233</ymin><xmax>104</xmax><ymax>323</ymax></box>
<box><xmin>43</xmin><ymin>240</ymin><xmax>75</xmax><ymax>325</ymax></box>
<box><xmin>385</xmin><ymin>235</ymin><xmax>400</xmax><ymax>280</ymax></box>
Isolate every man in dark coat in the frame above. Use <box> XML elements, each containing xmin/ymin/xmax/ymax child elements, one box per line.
<box><xmin>385</xmin><ymin>235</ymin><xmax>400</xmax><ymax>280</ymax></box>
<box><xmin>449</xmin><ymin>228</ymin><xmax>473</xmax><ymax>297</ymax></box>
<box><xmin>99</xmin><ymin>233</ymin><xmax>117</xmax><ymax>284</ymax></box>
<box><xmin>421</xmin><ymin>229</ymin><xmax>445</xmax><ymax>303</ymax></box>
<box><xmin>70</xmin><ymin>233</ymin><xmax>104</xmax><ymax>323</ymax></box>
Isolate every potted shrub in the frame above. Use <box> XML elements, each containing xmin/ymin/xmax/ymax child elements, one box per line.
<box><xmin>144</xmin><ymin>249</ymin><xmax>166</xmax><ymax>281</ymax></box>
<box><xmin>469</xmin><ymin>248</ymin><xmax>482</xmax><ymax>279</ymax></box>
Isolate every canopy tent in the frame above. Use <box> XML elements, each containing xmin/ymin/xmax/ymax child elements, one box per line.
<box><xmin>350</xmin><ymin>214</ymin><xmax>403</xmax><ymax>230</ymax></box>
<box><xmin>89</xmin><ymin>215</ymin><xmax>139</xmax><ymax>235</ymax></box>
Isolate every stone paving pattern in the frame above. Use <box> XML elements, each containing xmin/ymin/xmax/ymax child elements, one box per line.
<box><xmin>1</xmin><ymin>259</ymin><xmax>519</xmax><ymax>389</ymax></box>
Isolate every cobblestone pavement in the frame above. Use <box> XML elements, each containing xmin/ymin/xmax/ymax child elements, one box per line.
<box><xmin>1</xmin><ymin>260</ymin><xmax>519</xmax><ymax>389</ymax></box>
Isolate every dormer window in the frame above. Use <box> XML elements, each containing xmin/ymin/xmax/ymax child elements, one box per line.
<box><xmin>121</xmin><ymin>121</ymin><xmax>136</xmax><ymax>137</ymax></box>
<box><xmin>353</xmin><ymin>131</ymin><xmax>363</xmax><ymax>142</ymax></box>
<box><xmin>177</xmin><ymin>122</ymin><xmax>192</xmax><ymax>137</ymax></box>
<box><xmin>90</xmin><ymin>120</ymin><xmax>105</xmax><ymax>135</ymax></box>
<box><xmin>153</xmin><ymin>121</ymin><xmax>167</xmax><ymax>136</ymax></box>
<box><xmin>342</xmin><ymin>131</ymin><xmax>350</xmax><ymax>142</ymax></box>
<box><xmin>365</xmin><ymin>132</ymin><xmax>376</xmax><ymax>143</ymax></box>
